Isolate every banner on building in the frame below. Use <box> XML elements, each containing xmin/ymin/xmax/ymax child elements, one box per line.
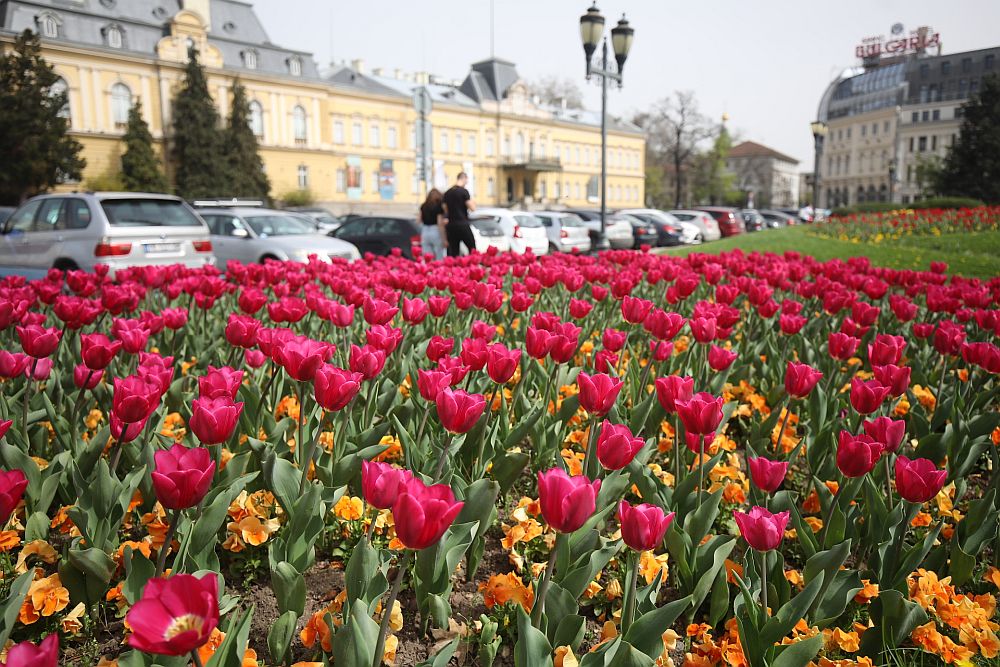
<box><xmin>433</xmin><ymin>160</ymin><xmax>447</xmax><ymax>190</ymax></box>
<box><xmin>379</xmin><ymin>159</ymin><xmax>396</xmax><ymax>200</ymax></box>
<box><xmin>346</xmin><ymin>156</ymin><xmax>362</xmax><ymax>201</ymax></box>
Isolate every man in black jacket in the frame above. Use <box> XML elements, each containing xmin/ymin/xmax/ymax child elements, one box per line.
<box><xmin>442</xmin><ymin>172</ymin><xmax>477</xmax><ymax>256</ymax></box>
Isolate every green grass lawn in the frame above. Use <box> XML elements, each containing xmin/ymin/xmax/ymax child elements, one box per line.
<box><xmin>658</xmin><ymin>225</ymin><xmax>1000</xmax><ymax>279</ymax></box>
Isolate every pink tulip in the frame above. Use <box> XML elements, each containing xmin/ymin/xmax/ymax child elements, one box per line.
<box><xmin>537</xmin><ymin>468</ymin><xmax>600</xmax><ymax>534</ymax></box>
<box><xmin>391</xmin><ymin>477</ymin><xmax>464</xmax><ymax>550</ymax></box>
<box><xmin>733</xmin><ymin>506</ymin><xmax>790</xmax><ymax>551</ymax></box>
<box><xmin>618</xmin><ymin>501</ymin><xmax>675</xmax><ymax>552</ymax></box>
<box><xmin>125</xmin><ymin>574</ymin><xmax>219</xmax><ymax>655</ymax></box>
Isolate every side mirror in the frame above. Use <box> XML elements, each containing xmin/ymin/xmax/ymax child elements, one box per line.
<box><xmin>232</xmin><ymin>228</ymin><xmax>249</xmax><ymax>239</ymax></box>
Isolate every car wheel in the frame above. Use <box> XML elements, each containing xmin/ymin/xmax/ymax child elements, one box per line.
<box><xmin>53</xmin><ymin>259</ymin><xmax>78</xmax><ymax>271</ymax></box>
<box><xmin>695</xmin><ymin>234</ymin><xmax>704</xmax><ymax>244</ymax></box>
<box><xmin>260</xmin><ymin>254</ymin><xmax>280</xmax><ymax>263</ymax></box>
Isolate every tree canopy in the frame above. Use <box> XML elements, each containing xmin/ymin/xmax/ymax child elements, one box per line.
<box><xmin>224</xmin><ymin>80</ymin><xmax>270</xmax><ymax>200</ymax></box>
<box><xmin>121</xmin><ymin>99</ymin><xmax>168</xmax><ymax>193</ymax></box>
<box><xmin>934</xmin><ymin>74</ymin><xmax>1000</xmax><ymax>203</ymax></box>
<box><xmin>171</xmin><ymin>47</ymin><xmax>228</xmax><ymax>199</ymax></box>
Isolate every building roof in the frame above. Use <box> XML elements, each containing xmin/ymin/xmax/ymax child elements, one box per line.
<box><xmin>0</xmin><ymin>0</ymin><xmax>319</xmax><ymax>77</ymax></box>
<box><xmin>729</xmin><ymin>141</ymin><xmax>799</xmax><ymax>164</ymax></box>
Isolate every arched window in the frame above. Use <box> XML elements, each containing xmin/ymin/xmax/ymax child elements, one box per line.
<box><xmin>515</xmin><ymin>133</ymin><xmax>525</xmax><ymax>160</ymax></box>
<box><xmin>242</xmin><ymin>50</ymin><xmax>258</xmax><ymax>70</ymax></box>
<box><xmin>288</xmin><ymin>57</ymin><xmax>302</xmax><ymax>77</ymax></box>
<box><xmin>111</xmin><ymin>83</ymin><xmax>132</xmax><ymax>127</ymax></box>
<box><xmin>38</xmin><ymin>12</ymin><xmax>60</xmax><ymax>38</ymax></box>
<box><xmin>292</xmin><ymin>105</ymin><xmax>307</xmax><ymax>144</ymax></box>
<box><xmin>50</xmin><ymin>77</ymin><xmax>70</xmax><ymax>121</ymax></box>
<box><xmin>105</xmin><ymin>24</ymin><xmax>124</xmax><ymax>48</ymax></box>
<box><xmin>249</xmin><ymin>101</ymin><xmax>264</xmax><ymax>138</ymax></box>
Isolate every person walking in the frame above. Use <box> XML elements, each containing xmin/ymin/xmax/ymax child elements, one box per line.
<box><xmin>442</xmin><ymin>172</ymin><xmax>476</xmax><ymax>257</ymax></box>
<box><xmin>419</xmin><ymin>189</ymin><xmax>447</xmax><ymax>260</ymax></box>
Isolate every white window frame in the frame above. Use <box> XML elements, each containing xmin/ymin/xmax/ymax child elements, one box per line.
<box><xmin>249</xmin><ymin>100</ymin><xmax>264</xmax><ymax>138</ymax></box>
<box><xmin>333</xmin><ymin>120</ymin><xmax>344</xmax><ymax>144</ymax></box>
<box><xmin>369</xmin><ymin>123</ymin><xmax>380</xmax><ymax>147</ymax></box>
<box><xmin>387</xmin><ymin>126</ymin><xmax>398</xmax><ymax>149</ymax></box>
<box><xmin>111</xmin><ymin>82</ymin><xmax>132</xmax><ymax>127</ymax></box>
<box><xmin>292</xmin><ymin>105</ymin><xmax>307</xmax><ymax>144</ymax></box>
<box><xmin>297</xmin><ymin>165</ymin><xmax>309</xmax><ymax>189</ymax></box>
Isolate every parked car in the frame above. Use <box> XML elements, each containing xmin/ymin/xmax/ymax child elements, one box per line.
<box><xmin>0</xmin><ymin>192</ymin><xmax>215</xmax><ymax>278</ymax></box>
<box><xmin>667</xmin><ymin>210</ymin><xmax>722</xmax><ymax>242</ymax></box>
<box><xmin>616</xmin><ymin>212</ymin><xmax>668</xmax><ymax>248</ymax></box>
<box><xmin>0</xmin><ymin>207</ymin><xmax>14</xmax><ymax>226</ymax></box>
<box><xmin>287</xmin><ymin>206</ymin><xmax>342</xmax><ymax>233</ymax></box>
<box><xmin>693</xmin><ymin>207</ymin><xmax>744</xmax><ymax>238</ymax></box>
<box><xmin>565</xmin><ymin>209</ymin><xmax>635</xmax><ymax>249</ymax></box>
<box><xmin>617</xmin><ymin>208</ymin><xmax>688</xmax><ymax>246</ymax></box>
<box><xmin>740</xmin><ymin>209</ymin><xmax>766</xmax><ymax>232</ymax></box>
<box><xmin>468</xmin><ymin>216</ymin><xmax>512</xmax><ymax>254</ymax></box>
<box><xmin>760</xmin><ymin>209</ymin><xmax>797</xmax><ymax>228</ymax></box>
<box><xmin>197</xmin><ymin>206</ymin><xmax>360</xmax><ymax>263</ymax></box>
<box><xmin>473</xmin><ymin>208</ymin><xmax>549</xmax><ymax>255</ymax></box>
<box><xmin>534</xmin><ymin>211</ymin><xmax>592</xmax><ymax>253</ymax></box>
<box><xmin>327</xmin><ymin>216</ymin><xmax>421</xmax><ymax>259</ymax></box>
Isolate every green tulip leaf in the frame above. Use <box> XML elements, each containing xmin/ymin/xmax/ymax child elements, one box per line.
<box><xmin>514</xmin><ymin>605</ymin><xmax>553</xmax><ymax>667</ymax></box>
<box><xmin>624</xmin><ymin>594</ymin><xmax>692</xmax><ymax>659</ymax></box>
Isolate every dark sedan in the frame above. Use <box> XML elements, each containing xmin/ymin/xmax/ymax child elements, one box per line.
<box><xmin>760</xmin><ymin>209</ymin><xmax>797</xmax><ymax>228</ymax></box>
<box><xmin>694</xmin><ymin>207</ymin><xmax>744</xmax><ymax>238</ymax></box>
<box><xmin>329</xmin><ymin>216</ymin><xmax>422</xmax><ymax>259</ymax></box>
<box><xmin>617</xmin><ymin>213</ymin><xmax>660</xmax><ymax>248</ymax></box>
<box><xmin>740</xmin><ymin>209</ymin><xmax>766</xmax><ymax>232</ymax></box>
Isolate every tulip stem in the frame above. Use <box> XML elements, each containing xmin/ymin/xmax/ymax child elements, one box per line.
<box><xmin>935</xmin><ymin>357</ymin><xmax>949</xmax><ymax>414</ymax></box>
<box><xmin>775</xmin><ymin>397</ymin><xmax>793</xmax><ymax>455</ymax></box>
<box><xmin>818</xmin><ymin>482</ymin><xmax>844</xmax><ymax>548</ymax></box>
<box><xmin>109</xmin><ymin>429</ymin><xmax>127</xmax><ymax>475</ymax></box>
<box><xmin>581</xmin><ymin>416</ymin><xmax>599</xmax><ymax>479</ymax></box>
<box><xmin>621</xmin><ymin>550</ymin><xmax>640</xmax><ymax>635</ymax></box>
<box><xmin>298</xmin><ymin>410</ymin><xmax>325</xmax><ymax>496</ymax></box>
<box><xmin>191</xmin><ymin>649</ymin><xmax>205</xmax><ymax>667</ymax></box>
<box><xmin>759</xmin><ymin>550</ymin><xmax>769</xmax><ymax>617</ymax></box>
<box><xmin>366</xmin><ymin>507</ymin><xmax>378</xmax><ymax>542</ymax></box>
<box><xmin>673</xmin><ymin>415</ymin><xmax>682</xmax><ymax>493</ymax></box>
<box><xmin>697</xmin><ymin>436</ymin><xmax>705</xmax><ymax>512</ymax></box>
<box><xmin>433</xmin><ymin>435</ymin><xmax>453</xmax><ymax>481</ymax></box>
<box><xmin>155</xmin><ymin>509</ymin><xmax>179</xmax><ymax>578</ymax></box>
<box><xmin>22</xmin><ymin>361</ymin><xmax>36</xmax><ymax>440</ymax></box>
<box><xmin>372</xmin><ymin>550</ymin><xmax>412</xmax><ymax>667</ymax></box>
<box><xmin>531</xmin><ymin>535</ymin><xmax>561</xmax><ymax>629</ymax></box>
<box><xmin>884</xmin><ymin>455</ymin><xmax>895</xmax><ymax>514</ymax></box>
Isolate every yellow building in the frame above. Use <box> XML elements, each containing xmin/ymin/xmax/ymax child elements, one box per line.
<box><xmin>0</xmin><ymin>0</ymin><xmax>645</xmax><ymax>215</ymax></box>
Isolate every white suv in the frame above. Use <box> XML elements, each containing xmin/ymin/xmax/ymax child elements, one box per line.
<box><xmin>472</xmin><ymin>208</ymin><xmax>550</xmax><ymax>255</ymax></box>
<box><xmin>0</xmin><ymin>192</ymin><xmax>215</xmax><ymax>278</ymax></box>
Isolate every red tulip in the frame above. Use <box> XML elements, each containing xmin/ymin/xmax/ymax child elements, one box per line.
<box><xmin>366</xmin><ymin>325</ymin><xmax>403</xmax><ymax>355</ymax></box>
<box><xmin>933</xmin><ymin>321</ymin><xmax>966</xmax><ymax>357</ymax></box>
<box><xmin>459</xmin><ymin>337</ymin><xmax>489</xmax><ymax>371</ymax></box>
<box><xmin>275</xmin><ymin>336</ymin><xmax>333</xmax><ymax>382</ymax></box>
<box><xmin>151</xmin><ymin>444</ymin><xmax>216</xmax><ymax>510</ymax></box>
<box><xmin>779</xmin><ymin>314</ymin><xmax>807</xmax><ymax>335</ymax></box>
<box><xmin>602</xmin><ymin>328</ymin><xmax>627</xmax><ymax>352</ymax></box>
<box><xmin>427</xmin><ymin>296</ymin><xmax>451</xmax><ymax>317</ymax></box>
<box><xmin>416</xmin><ymin>369</ymin><xmax>453</xmax><ymax>402</ymax></box>
<box><xmin>849</xmin><ymin>377</ymin><xmax>890</xmax><ymax>415</ymax></box>
<box><xmin>125</xmin><ymin>573</ymin><xmax>219</xmax><ymax>655</ymax></box>
<box><xmin>828</xmin><ymin>332</ymin><xmax>860</xmax><ymax>361</ymax></box>
<box><xmin>863</xmin><ymin>416</ymin><xmax>906</xmax><ymax>453</ymax></box>
<box><xmin>733</xmin><ymin>506</ymin><xmax>790</xmax><ymax>551</ymax></box>
<box><xmin>161</xmin><ymin>307</ymin><xmax>188</xmax><ymax>330</ymax></box>
<box><xmin>621</xmin><ymin>296</ymin><xmax>653</xmax><ymax>324</ymax></box>
<box><xmin>525</xmin><ymin>327</ymin><xmax>554</xmax><ymax>359</ymax></box>
<box><xmin>435</xmin><ymin>388</ymin><xmax>486</xmax><ymax>434</ymax></box>
<box><xmin>0</xmin><ymin>420</ymin><xmax>10</xmax><ymax>440</ymax></box>
<box><xmin>391</xmin><ymin>477</ymin><xmax>464</xmax><ymax>550</ymax></box>
<box><xmin>649</xmin><ymin>340</ymin><xmax>673</xmax><ymax>361</ymax></box>
<box><xmin>110</xmin><ymin>413</ymin><xmax>148</xmax><ymax>443</ymax></box>
<box><xmin>688</xmin><ymin>317</ymin><xmax>717</xmax><ymax>344</ymax></box>
<box><xmin>593</xmin><ymin>349</ymin><xmax>619</xmax><ymax>373</ymax></box>
<box><xmin>654</xmin><ymin>375</ymin><xmax>694</xmax><ymax>414</ymax></box>
<box><xmin>25</xmin><ymin>357</ymin><xmax>52</xmax><ymax>381</ymax></box>
<box><xmin>596</xmin><ymin>420</ymin><xmax>645</xmax><ymax>470</ymax></box>
<box><xmin>707</xmin><ymin>345</ymin><xmax>737</xmax><ymax>371</ymax></box>
<box><xmin>894</xmin><ymin>456</ymin><xmax>947</xmax><ymax>504</ymax></box>
<box><xmin>436</xmin><ymin>356</ymin><xmax>470</xmax><ymax>385</ymax></box>
<box><xmin>198</xmin><ymin>366</ymin><xmax>243</xmax><ymax>400</ymax></box>
<box><xmin>836</xmin><ymin>430</ymin><xmax>882</xmax><ymax>477</ymax></box>
<box><xmin>244</xmin><ymin>349</ymin><xmax>266</xmax><ymax>369</ymax></box>
<box><xmin>577</xmin><ymin>372</ymin><xmax>624</xmax><ymax>416</ymax></box>
<box><xmin>1</xmin><ymin>634</ymin><xmax>58</xmax><ymax>667</ymax></box>
<box><xmin>224</xmin><ymin>314</ymin><xmax>261</xmax><ymax>349</ymax></box>
<box><xmin>684</xmin><ymin>431</ymin><xmax>713</xmax><ymax>454</ymax></box>
<box><xmin>80</xmin><ymin>333</ymin><xmax>122</xmax><ymax>370</ymax></box>
<box><xmin>643</xmin><ymin>310</ymin><xmax>686</xmax><ymax>341</ymax></box>
<box><xmin>16</xmin><ymin>325</ymin><xmax>61</xmax><ymax>359</ymax></box>
<box><xmin>785</xmin><ymin>361</ymin><xmax>823</xmax><ymax>399</ymax></box>
<box><xmin>349</xmin><ymin>344</ymin><xmax>387</xmax><ymax>380</ymax></box>
<box><xmin>73</xmin><ymin>364</ymin><xmax>102</xmax><ymax>390</ymax></box>
<box><xmin>569</xmin><ymin>298</ymin><xmax>593</xmax><ymax>319</ymax></box>
<box><xmin>426</xmin><ymin>336</ymin><xmax>454</xmax><ymax>363</ymax></box>
<box><xmin>747</xmin><ymin>456</ymin><xmax>788</xmax><ymax>493</ymax></box>
<box><xmin>111</xmin><ymin>318</ymin><xmax>150</xmax><ymax>355</ymax></box>
<box><xmin>913</xmin><ymin>323</ymin><xmax>935</xmax><ymax>339</ymax></box>
<box><xmin>486</xmin><ymin>343</ymin><xmax>521</xmax><ymax>384</ymax></box>
<box><xmin>361</xmin><ymin>460</ymin><xmax>413</xmax><ymax>510</ymax></box>
<box><xmin>401</xmin><ymin>297</ymin><xmax>429</xmax><ymax>325</ymax></box>
<box><xmin>0</xmin><ymin>469</ymin><xmax>28</xmax><ymax>525</ymax></box>
<box><xmin>872</xmin><ymin>364</ymin><xmax>911</xmax><ymax>398</ymax></box>
<box><xmin>111</xmin><ymin>375</ymin><xmax>161</xmax><ymax>425</ymax></box>
<box><xmin>618</xmin><ymin>501</ymin><xmax>675</xmax><ymax>552</ymax></box>
<box><xmin>537</xmin><ymin>468</ymin><xmax>601</xmax><ymax>533</ymax></box>
<box><xmin>314</xmin><ymin>365</ymin><xmax>363</xmax><ymax>411</ymax></box>
<box><xmin>362</xmin><ymin>295</ymin><xmax>398</xmax><ymax>325</ymax></box>
<box><xmin>675</xmin><ymin>392</ymin><xmax>724</xmax><ymax>435</ymax></box>
<box><xmin>189</xmin><ymin>396</ymin><xmax>244</xmax><ymax>445</ymax></box>
<box><xmin>548</xmin><ymin>334</ymin><xmax>578</xmax><ymax>364</ymax></box>
<box><xmin>0</xmin><ymin>351</ymin><xmax>30</xmax><ymax>379</ymax></box>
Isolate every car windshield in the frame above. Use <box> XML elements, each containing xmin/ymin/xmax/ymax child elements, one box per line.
<box><xmin>559</xmin><ymin>214</ymin><xmax>585</xmax><ymax>227</ymax></box>
<box><xmin>244</xmin><ymin>214</ymin><xmax>315</xmax><ymax>237</ymax></box>
<box><xmin>513</xmin><ymin>214</ymin><xmax>542</xmax><ymax>228</ymax></box>
<box><xmin>101</xmin><ymin>198</ymin><xmax>203</xmax><ymax>227</ymax></box>
<box><xmin>472</xmin><ymin>219</ymin><xmax>503</xmax><ymax>235</ymax></box>
<box><xmin>672</xmin><ymin>213</ymin><xmax>693</xmax><ymax>220</ymax></box>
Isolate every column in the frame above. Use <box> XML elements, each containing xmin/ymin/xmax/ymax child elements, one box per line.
<box><xmin>91</xmin><ymin>68</ymin><xmax>104</xmax><ymax>132</ymax></box>
<box><xmin>79</xmin><ymin>66</ymin><xmax>93</xmax><ymax>132</ymax></box>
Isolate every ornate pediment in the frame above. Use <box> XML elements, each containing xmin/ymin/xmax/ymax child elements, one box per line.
<box><xmin>156</xmin><ymin>9</ymin><xmax>222</xmax><ymax>67</ymax></box>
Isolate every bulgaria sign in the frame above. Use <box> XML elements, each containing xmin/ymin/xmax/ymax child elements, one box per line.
<box><xmin>855</xmin><ymin>27</ymin><xmax>940</xmax><ymax>61</ymax></box>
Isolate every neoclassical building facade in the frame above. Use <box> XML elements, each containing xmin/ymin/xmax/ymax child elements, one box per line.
<box><xmin>0</xmin><ymin>0</ymin><xmax>646</xmax><ymax>214</ymax></box>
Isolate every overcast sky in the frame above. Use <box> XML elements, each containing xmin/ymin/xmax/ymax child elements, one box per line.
<box><xmin>255</xmin><ymin>0</ymin><xmax>1000</xmax><ymax>170</ymax></box>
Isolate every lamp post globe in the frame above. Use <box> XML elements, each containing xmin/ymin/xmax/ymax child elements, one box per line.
<box><xmin>610</xmin><ymin>15</ymin><xmax>634</xmax><ymax>77</ymax></box>
<box><xmin>809</xmin><ymin>120</ymin><xmax>828</xmax><ymax>219</ymax></box>
<box><xmin>579</xmin><ymin>4</ymin><xmax>605</xmax><ymax>76</ymax></box>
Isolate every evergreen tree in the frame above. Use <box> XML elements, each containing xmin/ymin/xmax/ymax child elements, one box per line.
<box><xmin>224</xmin><ymin>80</ymin><xmax>270</xmax><ymax>200</ymax></box>
<box><xmin>171</xmin><ymin>47</ymin><xmax>226</xmax><ymax>199</ymax></box>
<box><xmin>934</xmin><ymin>74</ymin><xmax>1000</xmax><ymax>203</ymax></box>
<box><xmin>0</xmin><ymin>30</ymin><xmax>85</xmax><ymax>204</ymax></box>
<box><xmin>121</xmin><ymin>99</ymin><xmax>168</xmax><ymax>192</ymax></box>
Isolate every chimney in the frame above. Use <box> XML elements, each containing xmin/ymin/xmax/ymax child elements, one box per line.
<box><xmin>415</xmin><ymin>71</ymin><xmax>429</xmax><ymax>84</ymax></box>
<box><xmin>394</xmin><ymin>68</ymin><xmax>403</xmax><ymax>79</ymax></box>
<box><xmin>560</xmin><ymin>98</ymin><xmax>567</xmax><ymax>112</ymax></box>
<box><xmin>372</xmin><ymin>67</ymin><xmax>383</xmax><ymax>77</ymax></box>
<box><xmin>181</xmin><ymin>0</ymin><xmax>211</xmax><ymax>28</ymax></box>
<box><xmin>351</xmin><ymin>58</ymin><xmax>365</xmax><ymax>74</ymax></box>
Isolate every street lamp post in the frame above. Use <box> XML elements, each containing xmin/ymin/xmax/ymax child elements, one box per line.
<box><xmin>809</xmin><ymin>120</ymin><xmax>828</xmax><ymax>221</ymax></box>
<box><xmin>579</xmin><ymin>4</ymin><xmax>633</xmax><ymax>250</ymax></box>
<box><xmin>888</xmin><ymin>158</ymin><xmax>898</xmax><ymax>204</ymax></box>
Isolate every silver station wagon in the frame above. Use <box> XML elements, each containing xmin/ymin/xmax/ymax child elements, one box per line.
<box><xmin>0</xmin><ymin>192</ymin><xmax>215</xmax><ymax>278</ymax></box>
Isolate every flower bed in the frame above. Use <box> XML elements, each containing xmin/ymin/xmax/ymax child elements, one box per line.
<box><xmin>815</xmin><ymin>206</ymin><xmax>1000</xmax><ymax>244</ymax></box>
<box><xmin>0</xmin><ymin>247</ymin><xmax>997</xmax><ymax>667</ymax></box>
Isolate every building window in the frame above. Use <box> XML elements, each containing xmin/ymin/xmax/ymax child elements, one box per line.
<box><xmin>539</xmin><ymin>180</ymin><xmax>547</xmax><ymax>199</ymax></box>
<box><xmin>468</xmin><ymin>135</ymin><xmax>476</xmax><ymax>155</ymax></box>
<box><xmin>860</xmin><ymin>124</ymin><xmax>866</xmax><ymax>137</ymax></box>
<box><xmin>961</xmin><ymin>57</ymin><xmax>972</xmax><ymax>73</ymax></box>
<box><xmin>242</xmin><ymin>50</ymin><xmax>258</xmax><ymax>70</ymax></box>
<box><xmin>38</xmin><ymin>12</ymin><xmax>60</xmax><ymax>38</ymax></box>
<box><xmin>985</xmin><ymin>55</ymin><xmax>996</xmax><ymax>71</ymax></box>
<box><xmin>485</xmin><ymin>136</ymin><xmax>494</xmax><ymax>156</ymax></box>
<box><xmin>586</xmin><ymin>176</ymin><xmax>599</xmax><ymax>202</ymax></box>
<box><xmin>919</xmin><ymin>64</ymin><xmax>929</xmax><ymax>79</ymax></box>
<box><xmin>931</xmin><ymin>136</ymin><xmax>937</xmax><ymax>151</ymax></box>
<box><xmin>369</xmin><ymin>123</ymin><xmax>380</xmax><ymax>147</ymax></box>
<box><xmin>50</xmin><ymin>77</ymin><xmax>70</xmax><ymax>121</ymax></box>
<box><xmin>454</xmin><ymin>133</ymin><xmax>463</xmax><ymax>155</ymax></box>
<box><xmin>352</xmin><ymin>122</ymin><xmax>362</xmax><ymax>145</ymax></box>
<box><xmin>955</xmin><ymin>106</ymin><xmax>965</xmax><ymax>119</ymax></box>
<box><xmin>918</xmin><ymin>136</ymin><xmax>927</xmax><ymax>152</ymax></box>
<box><xmin>554</xmin><ymin>181</ymin><xmax>561</xmax><ymax>199</ymax></box>
<box><xmin>105</xmin><ymin>24</ymin><xmax>124</xmax><ymax>49</ymax></box>
<box><xmin>249</xmin><ymin>101</ymin><xmax>263</xmax><ymax>138</ymax></box>
<box><xmin>872</xmin><ymin>122</ymin><xmax>877</xmax><ymax>135</ymax></box>
<box><xmin>288</xmin><ymin>57</ymin><xmax>303</xmax><ymax>77</ymax></box>
<box><xmin>111</xmin><ymin>83</ymin><xmax>131</xmax><ymax>127</ymax></box>
<box><xmin>932</xmin><ymin>109</ymin><xmax>940</xmax><ymax>121</ymax></box>
<box><xmin>333</xmin><ymin>120</ymin><xmax>344</xmax><ymax>144</ymax></box>
<box><xmin>297</xmin><ymin>165</ymin><xmax>309</xmax><ymax>189</ymax></box>
<box><xmin>959</xmin><ymin>79</ymin><xmax>968</xmax><ymax>97</ymax></box>
<box><xmin>883</xmin><ymin>121</ymin><xmax>890</xmax><ymax>133</ymax></box>
<box><xmin>941</xmin><ymin>61</ymin><xmax>951</xmax><ymax>75</ymax></box>
<box><xmin>411</xmin><ymin>173</ymin><xmax>419</xmax><ymax>195</ymax></box>
<box><xmin>908</xmin><ymin>137</ymin><xmax>914</xmax><ymax>152</ymax></box>
<box><xmin>387</xmin><ymin>126</ymin><xmax>397</xmax><ymax>149</ymax></box>
<box><xmin>970</xmin><ymin>79</ymin><xmax>979</xmax><ymax>95</ymax></box>
<box><xmin>372</xmin><ymin>171</ymin><xmax>379</xmax><ymax>193</ymax></box>
<box><xmin>911</xmin><ymin>111</ymin><xmax>918</xmax><ymax>122</ymax></box>
<box><xmin>574</xmin><ymin>146</ymin><xmax>580</xmax><ymax>164</ymax></box>
<box><xmin>336</xmin><ymin>169</ymin><xmax>346</xmax><ymax>192</ymax></box>
<box><xmin>439</xmin><ymin>130</ymin><xmax>449</xmax><ymax>153</ymax></box>
<box><xmin>292</xmin><ymin>106</ymin><xmax>307</xmax><ymax>144</ymax></box>
<box><xmin>515</xmin><ymin>133</ymin><xmax>525</xmax><ymax>159</ymax></box>
<box><xmin>503</xmin><ymin>135</ymin><xmax>511</xmax><ymax>156</ymax></box>
<box><xmin>487</xmin><ymin>177</ymin><xmax>495</xmax><ymax>197</ymax></box>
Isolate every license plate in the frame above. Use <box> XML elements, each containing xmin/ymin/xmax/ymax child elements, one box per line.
<box><xmin>144</xmin><ymin>243</ymin><xmax>180</xmax><ymax>254</ymax></box>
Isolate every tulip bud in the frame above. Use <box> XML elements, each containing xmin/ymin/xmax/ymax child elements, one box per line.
<box><xmin>836</xmin><ymin>430</ymin><xmax>882</xmax><ymax>478</ymax></box>
<box><xmin>894</xmin><ymin>456</ymin><xmax>947</xmax><ymax>504</ymax></box>
<box><xmin>733</xmin><ymin>506</ymin><xmax>790</xmax><ymax>551</ymax></box>
<box><xmin>189</xmin><ymin>396</ymin><xmax>244</xmax><ymax>445</ymax></box>
<box><xmin>151</xmin><ymin>444</ymin><xmax>216</xmax><ymax>510</ymax></box>
<box><xmin>0</xmin><ymin>469</ymin><xmax>28</xmax><ymax>526</ymax></box>
<box><xmin>596</xmin><ymin>420</ymin><xmax>645</xmax><ymax>471</ymax></box>
<box><xmin>361</xmin><ymin>460</ymin><xmax>412</xmax><ymax>510</ymax></box>
<box><xmin>2</xmin><ymin>634</ymin><xmax>58</xmax><ymax>667</ymax></box>
<box><xmin>435</xmin><ymin>388</ymin><xmax>486</xmax><ymax>434</ymax></box>
<box><xmin>654</xmin><ymin>375</ymin><xmax>694</xmax><ymax>414</ymax></box>
<box><xmin>391</xmin><ymin>477</ymin><xmax>464</xmax><ymax>550</ymax></box>
<box><xmin>314</xmin><ymin>365</ymin><xmax>363</xmax><ymax>411</ymax></box>
<box><xmin>747</xmin><ymin>456</ymin><xmax>788</xmax><ymax>493</ymax></box>
<box><xmin>577</xmin><ymin>372</ymin><xmax>624</xmax><ymax>416</ymax></box>
<box><xmin>675</xmin><ymin>392</ymin><xmax>724</xmax><ymax>436</ymax></box>
<box><xmin>784</xmin><ymin>361</ymin><xmax>823</xmax><ymax>399</ymax></box>
<box><xmin>618</xmin><ymin>501</ymin><xmax>675</xmax><ymax>552</ymax></box>
<box><xmin>537</xmin><ymin>468</ymin><xmax>600</xmax><ymax>534</ymax></box>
